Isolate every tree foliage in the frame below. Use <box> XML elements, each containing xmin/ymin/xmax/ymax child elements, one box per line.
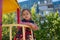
<box><xmin>2</xmin><ymin>11</ymin><xmax>60</xmax><ymax>40</ymax></box>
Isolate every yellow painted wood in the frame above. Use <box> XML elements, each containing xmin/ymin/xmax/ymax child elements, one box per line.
<box><xmin>31</xmin><ymin>29</ymin><xmax>34</xmax><ymax>40</ymax></box>
<box><xmin>2</xmin><ymin>24</ymin><xmax>33</xmax><ymax>40</ymax></box>
<box><xmin>2</xmin><ymin>24</ymin><xmax>29</xmax><ymax>27</ymax></box>
<box><xmin>2</xmin><ymin>0</ymin><xmax>20</xmax><ymax>14</ymax></box>
<box><xmin>22</xmin><ymin>26</ymin><xmax>25</xmax><ymax>40</ymax></box>
<box><xmin>10</xmin><ymin>26</ymin><xmax>12</xmax><ymax>40</ymax></box>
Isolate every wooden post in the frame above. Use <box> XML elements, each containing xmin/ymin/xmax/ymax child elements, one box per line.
<box><xmin>17</xmin><ymin>8</ymin><xmax>20</xmax><ymax>24</ymax></box>
<box><xmin>0</xmin><ymin>0</ymin><xmax>2</xmax><ymax>40</ymax></box>
<box><xmin>22</xmin><ymin>27</ymin><xmax>25</xmax><ymax>40</ymax></box>
<box><xmin>31</xmin><ymin>29</ymin><xmax>34</xmax><ymax>40</ymax></box>
<box><xmin>10</xmin><ymin>26</ymin><xmax>12</xmax><ymax>40</ymax></box>
<box><xmin>17</xmin><ymin>8</ymin><xmax>21</xmax><ymax>32</ymax></box>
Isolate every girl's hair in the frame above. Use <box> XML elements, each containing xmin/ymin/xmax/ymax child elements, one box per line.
<box><xmin>22</xmin><ymin>9</ymin><xmax>31</xmax><ymax>15</ymax></box>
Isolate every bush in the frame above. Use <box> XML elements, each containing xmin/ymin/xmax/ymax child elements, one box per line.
<box><xmin>2</xmin><ymin>12</ymin><xmax>60</xmax><ymax>40</ymax></box>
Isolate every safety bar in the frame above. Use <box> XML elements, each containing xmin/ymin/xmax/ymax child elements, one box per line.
<box><xmin>2</xmin><ymin>24</ymin><xmax>34</xmax><ymax>40</ymax></box>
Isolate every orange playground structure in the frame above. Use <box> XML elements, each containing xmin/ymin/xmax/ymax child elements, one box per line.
<box><xmin>2</xmin><ymin>0</ymin><xmax>34</xmax><ymax>40</ymax></box>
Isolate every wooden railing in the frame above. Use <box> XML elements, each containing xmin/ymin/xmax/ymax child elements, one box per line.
<box><xmin>2</xmin><ymin>24</ymin><xmax>34</xmax><ymax>40</ymax></box>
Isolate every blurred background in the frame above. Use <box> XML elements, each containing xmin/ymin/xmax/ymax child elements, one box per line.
<box><xmin>18</xmin><ymin>0</ymin><xmax>60</xmax><ymax>14</ymax></box>
<box><xmin>2</xmin><ymin>0</ymin><xmax>60</xmax><ymax>40</ymax></box>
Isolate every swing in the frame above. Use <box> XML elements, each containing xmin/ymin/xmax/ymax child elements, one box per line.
<box><xmin>2</xmin><ymin>0</ymin><xmax>34</xmax><ymax>40</ymax></box>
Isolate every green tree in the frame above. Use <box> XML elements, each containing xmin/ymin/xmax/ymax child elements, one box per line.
<box><xmin>2</xmin><ymin>11</ymin><xmax>60</xmax><ymax>40</ymax></box>
<box><xmin>2</xmin><ymin>13</ymin><xmax>17</xmax><ymax>40</ymax></box>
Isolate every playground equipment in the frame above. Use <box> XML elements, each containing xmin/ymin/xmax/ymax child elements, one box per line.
<box><xmin>2</xmin><ymin>24</ymin><xmax>34</xmax><ymax>40</ymax></box>
<box><xmin>2</xmin><ymin>0</ymin><xmax>34</xmax><ymax>40</ymax></box>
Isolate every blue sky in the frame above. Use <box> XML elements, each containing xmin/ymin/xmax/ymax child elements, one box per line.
<box><xmin>52</xmin><ymin>0</ymin><xmax>60</xmax><ymax>2</ymax></box>
<box><xmin>17</xmin><ymin>0</ymin><xmax>28</xmax><ymax>2</ymax></box>
<box><xmin>17</xmin><ymin>0</ymin><xmax>60</xmax><ymax>2</ymax></box>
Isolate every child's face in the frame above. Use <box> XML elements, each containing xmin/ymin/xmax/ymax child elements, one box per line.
<box><xmin>22</xmin><ymin>10</ymin><xmax>31</xmax><ymax>20</ymax></box>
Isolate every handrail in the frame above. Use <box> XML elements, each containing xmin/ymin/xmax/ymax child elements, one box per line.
<box><xmin>2</xmin><ymin>24</ymin><xmax>30</xmax><ymax>27</ymax></box>
<box><xmin>2</xmin><ymin>24</ymin><xmax>33</xmax><ymax>40</ymax></box>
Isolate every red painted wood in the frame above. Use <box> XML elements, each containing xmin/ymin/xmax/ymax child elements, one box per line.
<box><xmin>0</xmin><ymin>0</ymin><xmax>2</xmax><ymax>40</ymax></box>
<box><xmin>14</xmin><ymin>8</ymin><xmax>20</xmax><ymax>40</ymax></box>
<box><xmin>17</xmin><ymin>8</ymin><xmax>20</xmax><ymax>24</ymax></box>
<box><xmin>17</xmin><ymin>8</ymin><xmax>21</xmax><ymax>31</ymax></box>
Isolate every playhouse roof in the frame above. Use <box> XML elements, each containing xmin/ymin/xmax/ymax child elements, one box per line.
<box><xmin>3</xmin><ymin>0</ymin><xmax>20</xmax><ymax>14</ymax></box>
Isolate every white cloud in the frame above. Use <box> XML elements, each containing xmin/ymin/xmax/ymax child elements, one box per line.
<box><xmin>17</xmin><ymin>0</ymin><xmax>28</xmax><ymax>2</ymax></box>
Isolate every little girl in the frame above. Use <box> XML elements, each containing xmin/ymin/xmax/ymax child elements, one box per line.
<box><xmin>16</xmin><ymin>9</ymin><xmax>39</xmax><ymax>40</ymax></box>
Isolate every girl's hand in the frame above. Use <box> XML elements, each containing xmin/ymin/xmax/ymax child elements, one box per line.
<box><xmin>28</xmin><ymin>23</ymin><xmax>39</xmax><ymax>30</ymax></box>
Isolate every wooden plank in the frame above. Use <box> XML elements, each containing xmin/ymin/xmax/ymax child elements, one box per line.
<box><xmin>10</xmin><ymin>26</ymin><xmax>12</xmax><ymax>40</ymax></box>
<box><xmin>2</xmin><ymin>24</ymin><xmax>29</xmax><ymax>28</ymax></box>
<box><xmin>31</xmin><ymin>29</ymin><xmax>34</xmax><ymax>40</ymax></box>
<box><xmin>2</xmin><ymin>24</ymin><xmax>34</xmax><ymax>40</ymax></box>
<box><xmin>22</xmin><ymin>27</ymin><xmax>25</xmax><ymax>40</ymax></box>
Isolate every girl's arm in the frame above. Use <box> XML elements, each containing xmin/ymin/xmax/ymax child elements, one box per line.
<box><xmin>20</xmin><ymin>22</ymin><xmax>39</xmax><ymax>30</ymax></box>
<box><xmin>28</xmin><ymin>23</ymin><xmax>39</xmax><ymax>31</ymax></box>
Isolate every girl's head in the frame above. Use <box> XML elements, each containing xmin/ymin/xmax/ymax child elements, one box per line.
<box><xmin>22</xmin><ymin>9</ymin><xmax>31</xmax><ymax>20</ymax></box>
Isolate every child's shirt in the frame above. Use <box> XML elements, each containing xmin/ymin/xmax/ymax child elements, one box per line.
<box><xmin>22</xmin><ymin>19</ymin><xmax>34</xmax><ymax>24</ymax></box>
<box><xmin>16</xmin><ymin>19</ymin><xmax>34</xmax><ymax>38</ymax></box>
